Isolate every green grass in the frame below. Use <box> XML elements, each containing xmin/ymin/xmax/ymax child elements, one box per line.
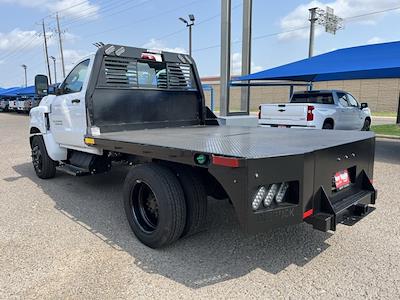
<box><xmin>372</xmin><ymin>112</ymin><xmax>397</xmax><ymax>117</ymax></box>
<box><xmin>371</xmin><ymin>124</ymin><xmax>400</xmax><ymax>137</ymax></box>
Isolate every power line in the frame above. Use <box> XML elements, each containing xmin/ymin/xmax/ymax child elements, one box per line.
<box><xmin>192</xmin><ymin>5</ymin><xmax>400</xmax><ymax>53</ymax></box>
<box><xmin>345</xmin><ymin>5</ymin><xmax>400</xmax><ymax>20</ymax></box>
<box><xmin>62</xmin><ymin>0</ymin><xmax>142</xmax><ymax>28</ymax></box>
<box><xmin>148</xmin><ymin>2</ymin><xmax>243</xmax><ymax>44</ymax></box>
<box><xmin>79</xmin><ymin>0</ymin><xmax>203</xmax><ymax>39</ymax></box>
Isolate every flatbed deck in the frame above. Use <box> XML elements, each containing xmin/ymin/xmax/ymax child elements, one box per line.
<box><xmin>93</xmin><ymin>126</ymin><xmax>375</xmax><ymax>159</ymax></box>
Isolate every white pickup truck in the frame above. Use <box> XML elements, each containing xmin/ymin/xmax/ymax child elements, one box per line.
<box><xmin>258</xmin><ymin>90</ymin><xmax>372</xmax><ymax>130</ymax></box>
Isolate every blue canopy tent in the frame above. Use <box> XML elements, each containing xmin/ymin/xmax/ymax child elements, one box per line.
<box><xmin>237</xmin><ymin>41</ymin><xmax>400</xmax><ymax>82</ymax></box>
<box><xmin>16</xmin><ymin>85</ymin><xmax>35</xmax><ymax>96</ymax></box>
<box><xmin>0</xmin><ymin>87</ymin><xmax>21</xmax><ymax>97</ymax></box>
<box><xmin>234</xmin><ymin>41</ymin><xmax>400</xmax><ymax>123</ymax></box>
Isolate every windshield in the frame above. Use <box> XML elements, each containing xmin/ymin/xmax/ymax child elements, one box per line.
<box><xmin>291</xmin><ymin>93</ymin><xmax>334</xmax><ymax>104</ymax></box>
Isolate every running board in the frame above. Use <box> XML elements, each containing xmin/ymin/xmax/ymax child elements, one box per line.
<box><xmin>57</xmin><ymin>164</ymin><xmax>90</xmax><ymax>176</ymax></box>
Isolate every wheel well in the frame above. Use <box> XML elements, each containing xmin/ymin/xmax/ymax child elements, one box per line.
<box><xmin>30</xmin><ymin>127</ymin><xmax>41</xmax><ymax>134</ymax></box>
<box><xmin>29</xmin><ymin>127</ymin><xmax>41</xmax><ymax>146</ymax></box>
<box><xmin>323</xmin><ymin>118</ymin><xmax>334</xmax><ymax>127</ymax></box>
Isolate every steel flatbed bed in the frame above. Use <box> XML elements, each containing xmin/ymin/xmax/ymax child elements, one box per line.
<box><xmin>90</xmin><ymin>125</ymin><xmax>375</xmax><ymax>159</ymax></box>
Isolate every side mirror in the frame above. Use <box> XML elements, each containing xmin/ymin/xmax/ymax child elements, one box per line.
<box><xmin>35</xmin><ymin>75</ymin><xmax>49</xmax><ymax>97</ymax></box>
<box><xmin>360</xmin><ymin>102</ymin><xmax>368</xmax><ymax>109</ymax></box>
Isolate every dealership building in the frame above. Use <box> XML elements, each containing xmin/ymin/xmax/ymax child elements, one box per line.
<box><xmin>201</xmin><ymin>76</ymin><xmax>400</xmax><ymax>114</ymax></box>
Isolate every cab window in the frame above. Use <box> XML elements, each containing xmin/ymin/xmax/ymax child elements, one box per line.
<box><xmin>346</xmin><ymin>93</ymin><xmax>359</xmax><ymax>107</ymax></box>
<box><xmin>61</xmin><ymin>60</ymin><xmax>90</xmax><ymax>94</ymax></box>
<box><xmin>337</xmin><ymin>92</ymin><xmax>349</xmax><ymax>107</ymax></box>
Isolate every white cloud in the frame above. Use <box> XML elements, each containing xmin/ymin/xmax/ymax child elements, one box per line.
<box><xmin>142</xmin><ymin>38</ymin><xmax>186</xmax><ymax>54</ymax></box>
<box><xmin>0</xmin><ymin>0</ymin><xmax>99</xmax><ymax>19</ymax></box>
<box><xmin>231</xmin><ymin>52</ymin><xmax>263</xmax><ymax>75</ymax></box>
<box><xmin>0</xmin><ymin>28</ymin><xmax>50</xmax><ymax>51</ymax></box>
<box><xmin>62</xmin><ymin>49</ymin><xmax>92</xmax><ymax>73</ymax></box>
<box><xmin>279</xmin><ymin>0</ymin><xmax>400</xmax><ymax>40</ymax></box>
<box><xmin>48</xmin><ymin>0</ymin><xmax>99</xmax><ymax>19</ymax></box>
<box><xmin>366</xmin><ymin>36</ymin><xmax>386</xmax><ymax>44</ymax></box>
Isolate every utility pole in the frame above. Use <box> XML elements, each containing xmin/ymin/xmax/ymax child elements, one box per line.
<box><xmin>179</xmin><ymin>14</ymin><xmax>195</xmax><ymax>56</ymax></box>
<box><xmin>240</xmin><ymin>0</ymin><xmax>252</xmax><ymax>113</ymax></box>
<box><xmin>42</xmin><ymin>19</ymin><xmax>52</xmax><ymax>84</ymax></box>
<box><xmin>220</xmin><ymin>0</ymin><xmax>231</xmax><ymax>117</ymax></box>
<box><xmin>308</xmin><ymin>7</ymin><xmax>317</xmax><ymax>58</ymax></box>
<box><xmin>56</xmin><ymin>13</ymin><xmax>66</xmax><ymax>78</ymax></box>
<box><xmin>50</xmin><ymin>56</ymin><xmax>57</xmax><ymax>84</ymax></box>
<box><xmin>21</xmin><ymin>64</ymin><xmax>27</xmax><ymax>87</ymax></box>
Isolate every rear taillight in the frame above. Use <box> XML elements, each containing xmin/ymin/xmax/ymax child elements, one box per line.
<box><xmin>258</xmin><ymin>105</ymin><xmax>261</xmax><ymax>119</ymax></box>
<box><xmin>307</xmin><ymin>105</ymin><xmax>314</xmax><ymax>121</ymax></box>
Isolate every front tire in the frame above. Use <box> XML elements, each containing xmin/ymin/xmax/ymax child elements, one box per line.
<box><xmin>123</xmin><ymin>163</ymin><xmax>187</xmax><ymax>248</ymax></box>
<box><xmin>31</xmin><ymin>136</ymin><xmax>57</xmax><ymax>179</ymax></box>
<box><xmin>362</xmin><ymin>119</ymin><xmax>371</xmax><ymax>131</ymax></box>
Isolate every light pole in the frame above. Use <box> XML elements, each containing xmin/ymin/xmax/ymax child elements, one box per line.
<box><xmin>50</xmin><ymin>56</ymin><xmax>57</xmax><ymax>84</ymax></box>
<box><xmin>308</xmin><ymin>6</ymin><xmax>344</xmax><ymax>58</ymax></box>
<box><xmin>308</xmin><ymin>7</ymin><xmax>318</xmax><ymax>58</ymax></box>
<box><xmin>179</xmin><ymin>14</ymin><xmax>195</xmax><ymax>56</ymax></box>
<box><xmin>21</xmin><ymin>64</ymin><xmax>27</xmax><ymax>87</ymax></box>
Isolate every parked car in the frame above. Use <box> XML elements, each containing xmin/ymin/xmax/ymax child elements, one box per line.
<box><xmin>0</xmin><ymin>98</ymin><xmax>9</xmax><ymax>111</ymax></box>
<box><xmin>8</xmin><ymin>97</ymin><xmax>18</xmax><ymax>112</ymax></box>
<box><xmin>258</xmin><ymin>90</ymin><xmax>371</xmax><ymax>130</ymax></box>
<box><xmin>17</xmin><ymin>96</ymin><xmax>34</xmax><ymax>113</ymax></box>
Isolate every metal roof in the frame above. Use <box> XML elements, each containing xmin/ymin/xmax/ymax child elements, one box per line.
<box><xmin>237</xmin><ymin>41</ymin><xmax>400</xmax><ymax>82</ymax></box>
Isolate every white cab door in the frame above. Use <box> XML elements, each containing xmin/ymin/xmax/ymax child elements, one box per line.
<box><xmin>336</xmin><ymin>92</ymin><xmax>353</xmax><ymax>129</ymax></box>
<box><xmin>346</xmin><ymin>93</ymin><xmax>364</xmax><ymax>130</ymax></box>
<box><xmin>50</xmin><ymin>59</ymin><xmax>91</xmax><ymax>148</ymax></box>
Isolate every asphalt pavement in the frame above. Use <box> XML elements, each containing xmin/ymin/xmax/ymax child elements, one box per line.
<box><xmin>0</xmin><ymin>113</ymin><xmax>399</xmax><ymax>299</ymax></box>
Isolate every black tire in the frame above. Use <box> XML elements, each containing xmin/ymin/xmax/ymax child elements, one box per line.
<box><xmin>173</xmin><ymin>166</ymin><xmax>208</xmax><ymax>237</ymax></box>
<box><xmin>31</xmin><ymin>136</ymin><xmax>57</xmax><ymax>179</ymax></box>
<box><xmin>322</xmin><ymin>121</ymin><xmax>334</xmax><ymax>129</ymax></box>
<box><xmin>123</xmin><ymin>163</ymin><xmax>186</xmax><ymax>248</ymax></box>
<box><xmin>362</xmin><ymin>119</ymin><xmax>371</xmax><ymax>131</ymax></box>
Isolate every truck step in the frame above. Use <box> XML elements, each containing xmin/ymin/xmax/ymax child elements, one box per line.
<box><xmin>57</xmin><ymin>164</ymin><xmax>90</xmax><ymax>176</ymax></box>
<box><xmin>332</xmin><ymin>190</ymin><xmax>373</xmax><ymax>215</ymax></box>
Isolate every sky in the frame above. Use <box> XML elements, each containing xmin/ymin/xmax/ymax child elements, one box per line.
<box><xmin>1</xmin><ymin>0</ymin><xmax>400</xmax><ymax>87</ymax></box>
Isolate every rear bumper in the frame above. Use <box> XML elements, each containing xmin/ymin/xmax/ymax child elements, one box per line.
<box><xmin>209</xmin><ymin>137</ymin><xmax>376</xmax><ymax>234</ymax></box>
<box><xmin>304</xmin><ymin>173</ymin><xmax>376</xmax><ymax>232</ymax></box>
<box><xmin>258</xmin><ymin>123</ymin><xmax>316</xmax><ymax>129</ymax></box>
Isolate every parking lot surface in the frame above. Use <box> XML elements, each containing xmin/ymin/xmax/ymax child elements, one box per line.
<box><xmin>0</xmin><ymin>113</ymin><xmax>399</xmax><ymax>299</ymax></box>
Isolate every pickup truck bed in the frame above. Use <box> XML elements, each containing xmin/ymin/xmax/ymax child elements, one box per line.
<box><xmin>92</xmin><ymin>125</ymin><xmax>374</xmax><ymax>159</ymax></box>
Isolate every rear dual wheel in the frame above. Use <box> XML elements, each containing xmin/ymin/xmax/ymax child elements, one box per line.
<box><xmin>123</xmin><ymin>163</ymin><xmax>207</xmax><ymax>248</ymax></box>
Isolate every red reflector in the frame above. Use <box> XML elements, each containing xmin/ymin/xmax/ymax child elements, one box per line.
<box><xmin>141</xmin><ymin>53</ymin><xmax>156</xmax><ymax>60</ymax></box>
<box><xmin>212</xmin><ymin>155</ymin><xmax>240</xmax><ymax>168</ymax></box>
<box><xmin>303</xmin><ymin>209</ymin><xmax>314</xmax><ymax>219</ymax></box>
